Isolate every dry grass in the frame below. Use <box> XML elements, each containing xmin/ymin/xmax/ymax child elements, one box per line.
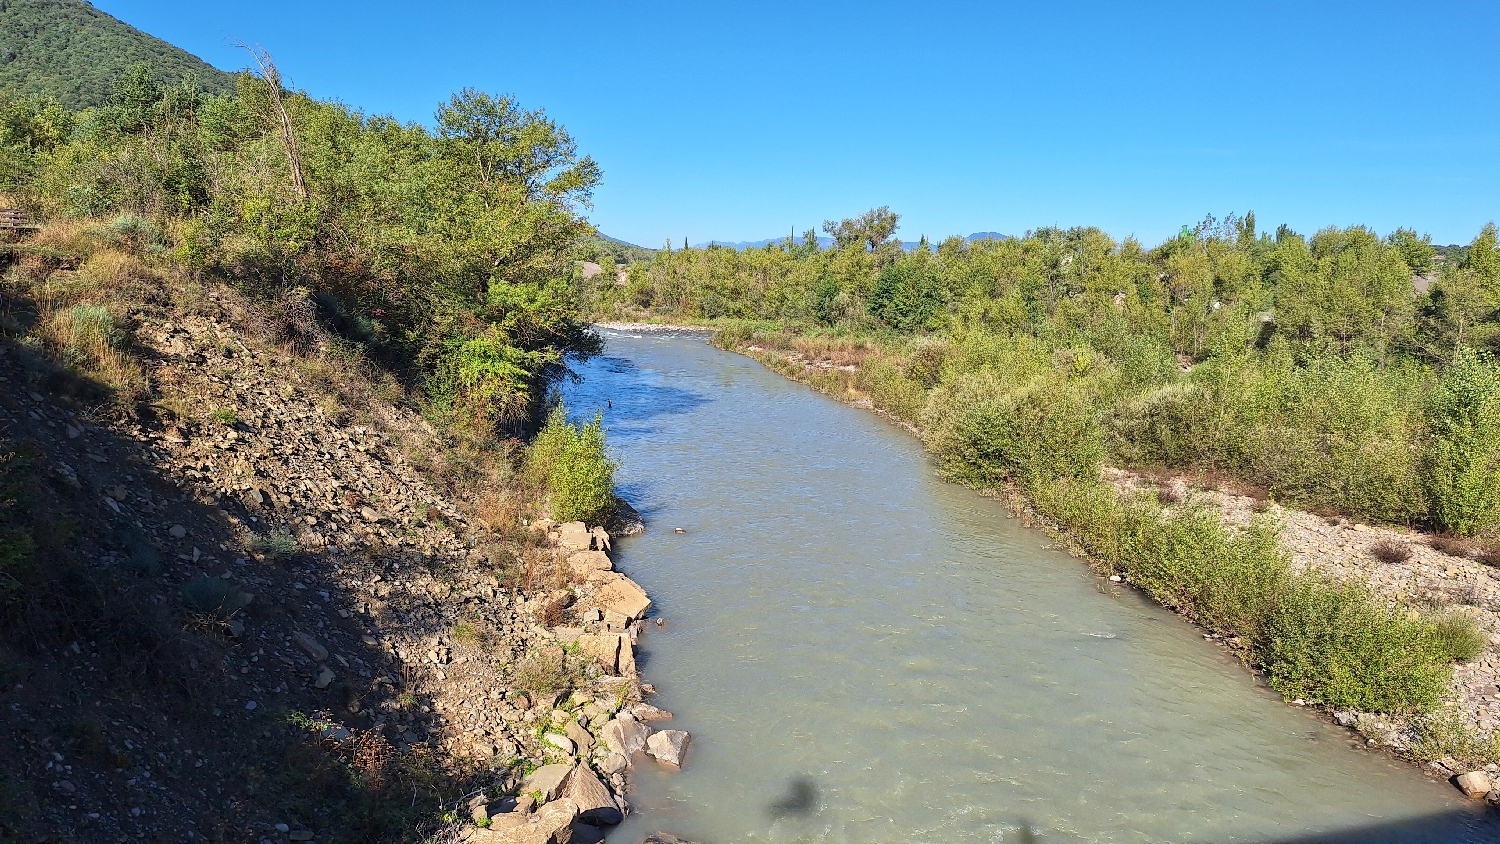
<box><xmin>1480</xmin><ymin>545</ymin><xmax>1500</xmax><ymax>568</ymax></box>
<box><xmin>1429</xmin><ymin>535</ymin><xmax>1474</xmax><ymax>558</ymax></box>
<box><xmin>1369</xmin><ymin>539</ymin><xmax>1414</xmax><ymax>565</ymax></box>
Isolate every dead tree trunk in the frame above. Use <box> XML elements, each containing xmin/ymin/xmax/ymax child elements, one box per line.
<box><xmin>236</xmin><ymin>42</ymin><xmax>307</xmax><ymax>200</ymax></box>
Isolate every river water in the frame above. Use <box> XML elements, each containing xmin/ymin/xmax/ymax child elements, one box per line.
<box><xmin>561</xmin><ymin>328</ymin><xmax>1497</xmax><ymax>844</ymax></box>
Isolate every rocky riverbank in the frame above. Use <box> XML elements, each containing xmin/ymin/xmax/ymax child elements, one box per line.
<box><xmin>0</xmin><ymin>278</ymin><xmax>692</xmax><ymax>842</ymax></box>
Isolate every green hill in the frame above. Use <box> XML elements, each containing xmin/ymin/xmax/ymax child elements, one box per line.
<box><xmin>0</xmin><ymin>0</ymin><xmax>235</xmax><ymax>108</ymax></box>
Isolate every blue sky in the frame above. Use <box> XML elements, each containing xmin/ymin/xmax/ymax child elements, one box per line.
<box><xmin>97</xmin><ymin>1</ymin><xmax>1500</xmax><ymax>247</ymax></box>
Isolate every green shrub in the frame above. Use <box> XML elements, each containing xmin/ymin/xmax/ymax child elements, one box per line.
<box><xmin>1030</xmin><ymin>474</ymin><xmax>1475</xmax><ymax>715</ymax></box>
<box><xmin>1260</xmin><ymin>577</ymin><xmax>1475</xmax><ymax>712</ymax></box>
<box><xmin>525</xmin><ymin>405</ymin><xmax>617</xmax><ymax>524</ymax></box>
<box><xmin>923</xmin><ymin>372</ymin><xmax>1103</xmax><ymax>487</ymax></box>
<box><xmin>246</xmin><ymin>529</ymin><xmax>296</xmax><ymax>559</ymax></box>
<box><xmin>1424</xmin><ymin>348</ymin><xmax>1500</xmax><ymax>536</ymax></box>
<box><xmin>854</xmin><ymin>357</ymin><xmax>927</xmax><ymax>422</ymax></box>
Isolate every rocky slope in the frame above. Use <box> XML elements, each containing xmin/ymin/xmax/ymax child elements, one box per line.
<box><xmin>1</xmin><ymin>258</ymin><xmax>684</xmax><ymax>842</ymax></box>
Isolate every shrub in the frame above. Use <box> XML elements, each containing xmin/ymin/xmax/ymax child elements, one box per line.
<box><xmin>1261</xmin><ymin>577</ymin><xmax>1473</xmax><ymax>712</ymax></box>
<box><xmin>524</xmin><ymin>405</ymin><xmax>617</xmax><ymax>525</ymax></box>
<box><xmin>923</xmin><ymin>373</ymin><xmax>1103</xmax><ymax>488</ymax></box>
<box><xmin>1368</xmin><ymin>540</ymin><xmax>1414</xmax><ymax>565</ymax></box>
<box><xmin>1479</xmin><ymin>545</ymin><xmax>1500</xmax><ymax>568</ymax></box>
<box><xmin>246</xmin><ymin>529</ymin><xmax>297</xmax><ymax>560</ymax></box>
<box><xmin>1429</xmin><ymin>535</ymin><xmax>1473</xmax><ymax>557</ymax></box>
<box><xmin>511</xmin><ymin>648</ymin><xmax>578</xmax><ymax>697</ymax></box>
<box><xmin>180</xmin><ymin>575</ymin><xmax>251</xmax><ymax>621</ymax></box>
<box><xmin>854</xmin><ymin>356</ymin><xmax>927</xmax><ymax>422</ymax></box>
<box><xmin>1424</xmin><ymin>349</ymin><xmax>1500</xmax><ymax>536</ymax></box>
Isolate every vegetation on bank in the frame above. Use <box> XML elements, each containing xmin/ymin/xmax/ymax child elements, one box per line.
<box><xmin>524</xmin><ymin>405</ymin><xmax>617</xmax><ymax>525</ymax></box>
<box><xmin>587</xmin><ymin>210</ymin><xmax>1500</xmax><ymax>727</ymax></box>
<box><xmin>2</xmin><ymin>63</ymin><xmax>603</xmax><ymax>439</ymax></box>
<box><xmin>0</xmin><ymin>57</ymin><xmax>616</xmax><ymax>840</ymax></box>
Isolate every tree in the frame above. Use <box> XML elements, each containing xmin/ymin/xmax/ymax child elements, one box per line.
<box><xmin>435</xmin><ymin>89</ymin><xmax>599</xmax><ymax>206</ymax></box>
<box><xmin>823</xmin><ymin>206</ymin><xmax>899</xmax><ymax>252</ymax></box>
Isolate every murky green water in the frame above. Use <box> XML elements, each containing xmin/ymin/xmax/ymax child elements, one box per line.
<box><xmin>562</xmin><ymin>329</ymin><xmax>1496</xmax><ymax>844</ymax></box>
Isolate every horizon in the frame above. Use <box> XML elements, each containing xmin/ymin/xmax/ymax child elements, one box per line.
<box><xmin>92</xmin><ymin>0</ymin><xmax>1500</xmax><ymax>248</ymax></box>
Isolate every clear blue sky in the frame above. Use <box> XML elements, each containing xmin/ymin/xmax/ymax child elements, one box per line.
<box><xmin>97</xmin><ymin>1</ymin><xmax>1500</xmax><ymax>248</ymax></box>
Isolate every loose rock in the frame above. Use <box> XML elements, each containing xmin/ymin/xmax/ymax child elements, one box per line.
<box><xmin>1457</xmin><ymin>770</ymin><xmax>1492</xmax><ymax>798</ymax></box>
<box><xmin>646</xmin><ymin>729</ymin><xmax>691</xmax><ymax>767</ymax></box>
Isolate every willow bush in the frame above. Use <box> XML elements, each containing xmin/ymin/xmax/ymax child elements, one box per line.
<box><xmin>524</xmin><ymin>406</ymin><xmax>617</xmax><ymax>525</ymax></box>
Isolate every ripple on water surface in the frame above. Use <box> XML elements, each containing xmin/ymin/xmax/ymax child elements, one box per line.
<box><xmin>562</xmin><ymin>329</ymin><xmax>1498</xmax><ymax>844</ymax></box>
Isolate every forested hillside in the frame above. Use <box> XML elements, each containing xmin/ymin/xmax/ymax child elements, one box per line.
<box><xmin>0</xmin><ymin>0</ymin><xmax>235</xmax><ymax>108</ymax></box>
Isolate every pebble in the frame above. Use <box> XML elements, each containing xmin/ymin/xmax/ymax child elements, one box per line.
<box><xmin>245</xmin><ymin>701</ymin><xmax>258</xmax><ymax>711</ymax></box>
<box><xmin>168</xmin><ymin>525</ymin><xmax>187</xmax><ymax>538</ymax></box>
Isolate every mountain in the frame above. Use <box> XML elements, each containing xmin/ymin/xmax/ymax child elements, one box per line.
<box><xmin>0</xmin><ymin>0</ymin><xmax>236</xmax><ymax>108</ymax></box>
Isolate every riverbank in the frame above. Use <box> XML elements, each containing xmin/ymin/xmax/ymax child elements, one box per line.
<box><xmin>0</xmin><ymin>272</ymin><xmax>673</xmax><ymax>843</ymax></box>
<box><xmin>600</xmin><ymin>320</ymin><xmax>1500</xmax><ymax>797</ymax></box>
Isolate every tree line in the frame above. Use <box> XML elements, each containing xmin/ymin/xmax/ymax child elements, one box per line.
<box><xmin>585</xmin><ymin>208</ymin><xmax>1500</xmax><ymax>538</ymax></box>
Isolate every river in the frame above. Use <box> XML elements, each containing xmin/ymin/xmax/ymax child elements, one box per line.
<box><xmin>560</xmin><ymin>327</ymin><xmax>1497</xmax><ymax>844</ymax></box>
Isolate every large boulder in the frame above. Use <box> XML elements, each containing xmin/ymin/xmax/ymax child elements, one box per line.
<box><xmin>591</xmin><ymin>575</ymin><xmax>651</xmax><ymax>620</ymax></box>
<box><xmin>521</xmin><ymin>764</ymin><xmax>574</xmax><ymax>802</ymax></box>
<box><xmin>589</xmin><ymin>526</ymin><xmax>611</xmax><ymax>552</ymax></box>
<box><xmin>465</xmin><ymin>798</ymin><xmax>578</xmax><ymax>843</ymax></box>
<box><xmin>1457</xmin><ymin>770</ymin><xmax>1493</xmax><ymax>798</ymax></box>
<box><xmin>557</xmin><ymin>522</ymin><xmax>593</xmax><ymax>551</ymax></box>
<box><xmin>600</xmin><ymin>714</ymin><xmax>651</xmax><ymax>757</ymax></box>
<box><xmin>646</xmin><ymin>730</ymin><xmax>691</xmax><ymax>768</ymax></box>
<box><xmin>577</xmin><ymin>633</ymin><xmax>623</xmax><ymax>674</ymax></box>
<box><xmin>607</xmin><ymin>495</ymin><xmax>645</xmax><ymax>536</ymax></box>
<box><xmin>562</xmin><ymin>763</ymin><xmax>623</xmax><ymax>826</ymax></box>
<box><xmin>567</xmin><ymin>551</ymin><xmax>612</xmax><ymax>575</ymax></box>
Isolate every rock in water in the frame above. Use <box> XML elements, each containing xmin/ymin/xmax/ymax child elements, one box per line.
<box><xmin>642</xmin><ymin>835</ymin><xmax>700</xmax><ymax>844</ymax></box>
<box><xmin>600</xmin><ymin>714</ymin><xmax>651</xmax><ymax>757</ymax></box>
<box><xmin>607</xmin><ymin>495</ymin><xmax>645</xmax><ymax>536</ymax></box>
<box><xmin>646</xmin><ymin>729</ymin><xmax>691</xmax><ymax>767</ymax></box>
<box><xmin>592</xmin><ymin>576</ymin><xmax>651</xmax><ymax>620</ymax></box>
<box><xmin>563</xmin><ymin>763</ymin><xmax>623</xmax><ymax>826</ymax></box>
<box><xmin>1457</xmin><ymin>770</ymin><xmax>1493</xmax><ymax>797</ymax></box>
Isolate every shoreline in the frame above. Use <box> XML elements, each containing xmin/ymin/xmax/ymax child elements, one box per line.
<box><xmin>699</xmin><ymin>327</ymin><xmax>1500</xmax><ymax>799</ymax></box>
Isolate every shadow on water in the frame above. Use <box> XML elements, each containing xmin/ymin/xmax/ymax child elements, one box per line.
<box><xmin>768</xmin><ymin>777</ymin><xmax>819</xmax><ymax>819</ymax></box>
<box><xmin>564</xmin><ymin>355</ymin><xmax>711</xmax><ymax>431</ymax></box>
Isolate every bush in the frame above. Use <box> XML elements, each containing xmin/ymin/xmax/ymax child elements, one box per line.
<box><xmin>922</xmin><ymin>373</ymin><xmax>1103</xmax><ymax>488</ymax></box>
<box><xmin>854</xmin><ymin>356</ymin><xmax>927</xmax><ymax>422</ymax></box>
<box><xmin>510</xmin><ymin>648</ymin><xmax>578</xmax><ymax>697</ymax></box>
<box><xmin>524</xmin><ymin>405</ymin><xmax>617</xmax><ymax>525</ymax></box>
<box><xmin>181</xmin><ymin>575</ymin><xmax>251</xmax><ymax>621</ymax></box>
<box><xmin>1424</xmin><ymin>349</ymin><xmax>1500</xmax><ymax>536</ymax></box>
<box><xmin>1261</xmin><ymin>577</ymin><xmax>1476</xmax><ymax>712</ymax></box>
<box><xmin>1029</xmin><ymin>474</ymin><xmax>1475</xmax><ymax>715</ymax></box>
<box><xmin>1368</xmin><ymin>540</ymin><xmax>1413</xmax><ymax>565</ymax></box>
